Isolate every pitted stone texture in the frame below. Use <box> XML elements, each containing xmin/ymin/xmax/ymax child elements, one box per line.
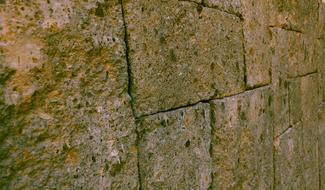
<box><xmin>288</xmin><ymin>74</ymin><xmax>319</xmax><ymax>125</ymax></box>
<box><xmin>204</xmin><ymin>0</ymin><xmax>272</xmax><ymax>87</ymax></box>
<box><xmin>137</xmin><ymin>103</ymin><xmax>211</xmax><ymax>190</ymax></box>
<box><xmin>269</xmin><ymin>0</ymin><xmax>319</xmax><ymax>33</ymax></box>
<box><xmin>0</xmin><ymin>1</ymin><xmax>138</xmax><ymax>189</ymax></box>
<box><xmin>210</xmin><ymin>87</ymin><xmax>273</xmax><ymax>190</ymax></box>
<box><xmin>125</xmin><ymin>0</ymin><xmax>245</xmax><ymax>116</ymax></box>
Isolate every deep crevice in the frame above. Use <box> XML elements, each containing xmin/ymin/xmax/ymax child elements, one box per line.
<box><xmin>287</xmin><ymin>70</ymin><xmax>318</xmax><ymax>79</ymax></box>
<box><xmin>119</xmin><ymin>0</ymin><xmax>142</xmax><ymax>189</ymax></box>
<box><xmin>136</xmin><ymin>84</ymin><xmax>271</xmax><ymax>119</ymax></box>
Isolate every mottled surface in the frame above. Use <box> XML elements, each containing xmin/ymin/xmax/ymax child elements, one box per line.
<box><xmin>211</xmin><ymin>87</ymin><xmax>273</xmax><ymax>189</ymax></box>
<box><xmin>0</xmin><ymin>1</ymin><xmax>138</xmax><ymax>189</ymax></box>
<box><xmin>0</xmin><ymin>0</ymin><xmax>324</xmax><ymax>189</ymax></box>
<box><xmin>137</xmin><ymin>103</ymin><xmax>211</xmax><ymax>190</ymax></box>
<box><xmin>124</xmin><ymin>0</ymin><xmax>244</xmax><ymax>116</ymax></box>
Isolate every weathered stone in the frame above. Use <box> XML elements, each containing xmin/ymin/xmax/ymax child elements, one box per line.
<box><xmin>203</xmin><ymin>0</ymin><xmax>241</xmax><ymax>15</ymax></box>
<box><xmin>210</xmin><ymin>87</ymin><xmax>273</xmax><ymax>189</ymax></box>
<box><xmin>124</xmin><ymin>0</ymin><xmax>245</xmax><ymax>116</ymax></box>
<box><xmin>204</xmin><ymin>0</ymin><xmax>272</xmax><ymax>88</ymax></box>
<box><xmin>269</xmin><ymin>0</ymin><xmax>319</xmax><ymax>33</ymax></box>
<box><xmin>0</xmin><ymin>1</ymin><xmax>138</xmax><ymax>189</ymax></box>
<box><xmin>270</xmin><ymin>28</ymin><xmax>290</xmax><ymax>137</ymax></box>
<box><xmin>288</xmin><ymin>74</ymin><xmax>319</xmax><ymax>125</ymax></box>
<box><xmin>274</xmin><ymin>123</ymin><xmax>305</xmax><ymax>189</ymax></box>
<box><xmin>319</xmin><ymin>103</ymin><xmax>325</xmax><ymax>190</ymax></box>
<box><xmin>137</xmin><ymin>103</ymin><xmax>211</xmax><ymax>189</ymax></box>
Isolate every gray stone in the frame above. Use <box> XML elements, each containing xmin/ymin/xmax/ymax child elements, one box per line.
<box><xmin>137</xmin><ymin>103</ymin><xmax>211</xmax><ymax>190</ymax></box>
<box><xmin>124</xmin><ymin>0</ymin><xmax>245</xmax><ymax>116</ymax></box>
<box><xmin>210</xmin><ymin>87</ymin><xmax>273</xmax><ymax>189</ymax></box>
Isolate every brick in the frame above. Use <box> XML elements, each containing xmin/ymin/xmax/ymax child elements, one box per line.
<box><xmin>210</xmin><ymin>87</ymin><xmax>273</xmax><ymax>189</ymax></box>
<box><xmin>125</xmin><ymin>0</ymin><xmax>245</xmax><ymax>116</ymax></box>
<box><xmin>137</xmin><ymin>103</ymin><xmax>211</xmax><ymax>189</ymax></box>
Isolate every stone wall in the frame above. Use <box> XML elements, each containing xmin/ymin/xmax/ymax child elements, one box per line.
<box><xmin>0</xmin><ymin>0</ymin><xmax>324</xmax><ymax>189</ymax></box>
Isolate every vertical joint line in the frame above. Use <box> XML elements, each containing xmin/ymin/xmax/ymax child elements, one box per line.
<box><xmin>119</xmin><ymin>1</ymin><xmax>142</xmax><ymax>189</ymax></box>
<box><xmin>241</xmin><ymin>26</ymin><xmax>248</xmax><ymax>90</ymax></box>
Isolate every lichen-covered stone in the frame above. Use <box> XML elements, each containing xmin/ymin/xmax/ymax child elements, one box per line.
<box><xmin>137</xmin><ymin>103</ymin><xmax>211</xmax><ymax>189</ymax></box>
<box><xmin>269</xmin><ymin>0</ymin><xmax>319</xmax><ymax>33</ymax></box>
<box><xmin>210</xmin><ymin>87</ymin><xmax>273</xmax><ymax>189</ymax></box>
<box><xmin>124</xmin><ymin>0</ymin><xmax>245</xmax><ymax>116</ymax></box>
<box><xmin>0</xmin><ymin>1</ymin><xmax>138</xmax><ymax>189</ymax></box>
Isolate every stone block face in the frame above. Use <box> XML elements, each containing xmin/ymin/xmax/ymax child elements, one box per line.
<box><xmin>288</xmin><ymin>74</ymin><xmax>319</xmax><ymax>125</ymax></box>
<box><xmin>204</xmin><ymin>0</ymin><xmax>272</xmax><ymax>88</ymax></box>
<box><xmin>124</xmin><ymin>0</ymin><xmax>245</xmax><ymax>116</ymax></box>
<box><xmin>269</xmin><ymin>0</ymin><xmax>319</xmax><ymax>33</ymax></box>
<box><xmin>210</xmin><ymin>87</ymin><xmax>273</xmax><ymax>189</ymax></box>
<box><xmin>274</xmin><ymin>123</ymin><xmax>305</xmax><ymax>189</ymax></box>
<box><xmin>137</xmin><ymin>103</ymin><xmax>211</xmax><ymax>189</ymax></box>
<box><xmin>0</xmin><ymin>1</ymin><xmax>138</xmax><ymax>189</ymax></box>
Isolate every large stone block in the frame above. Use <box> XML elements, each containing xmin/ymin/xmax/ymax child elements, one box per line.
<box><xmin>124</xmin><ymin>0</ymin><xmax>245</xmax><ymax>116</ymax></box>
<box><xmin>137</xmin><ymin>103</ymin><xmax>211</xmax><ymax>189</ymax></box>
<box><xmin>210</xmin><ymin>87</ymin><xmax>273</xmax><ymax>189</ymax></box>
<box><xmin>204</xmin><ymin>0</ymin><xmax>272</xmax><ymax>88</ymax></box>
<box><xmin>0</xmin><ymin>1</ymin><xmax>138</xmax><ymax>189</ymax></box>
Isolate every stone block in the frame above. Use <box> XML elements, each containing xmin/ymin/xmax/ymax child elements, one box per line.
<box><xmin>289</xmin><ymin>74</ymin><xmax>319</xmax><ymax>125</ymax></box>
<box><xmin>137</xmin><ymin>103</ymin><xmax>211</xmax><ymax>189</ymax></box>
<box><xmin>0</xmin><ymin>1</ymin><xmax>138</xmax><ymax>189</ymax></box>
<box><xmin>210</xmin><ymin>87</ymin><xmax>273</xmax><ymax>189</ymax></box>
<box><xmin>274</xmin><ymin>123</ymin><xmax>305</xmax><ymax>189</ymax></box>
<box><xmin>124</xmin><ymin>0</ymin><xmax>245</xmax><ymax>116</ymax></box>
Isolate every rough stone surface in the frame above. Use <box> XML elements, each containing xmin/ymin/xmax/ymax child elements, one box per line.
<box><xmin>137</xmin><ymin>103</ymin><xmax>211</xmax><ymax>189</ymax></box>
<box><xmin>204</xmin><ymin>0</ymin><xmax>272</xmax><ymax>88</ymax></box>
<box><xmin>0</xmin><ymin>1</ymin><xmax>138</xmax><ymax>189</ymax></box>
<box><xmin>0</xmin><ymin>0</ymin><xmax>324</xmax><ymax>189</ymax></box>
<box><xmin>210</xmin><ymin>87</ymin><xmax>273</xmax><ymax>189</ymax></box>
<box><xmin>124</xmin><ymin>0</ymin><xmax>245</xmax><ymax>116</ymax></box>
<box><xmin>319</xmin><ymin>103</ymin><xmax>325</xmax><ymax>190</ymax></box>
<box><xmin>269</xmin><ymin>0</ymin><xmax>319</xmax><ymax>33</ymax></box>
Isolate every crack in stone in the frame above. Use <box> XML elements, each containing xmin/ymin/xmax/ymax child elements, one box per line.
<box><xmin>119</xmin><ymin>1</ymin><xmax>143</xmax><ymax>189</ymax></box>
<box><xmin>136</xmin><ymin>84</ymin><xmax>271</xmax><ymax>119</ymax></box>
<box><xmin>178</xmin><ymin>0</ymin><xmax>243</xmax><ymax>20</ymax></box>
<box><xmin>287</xmin><ymin>70</ymin><xmax>318</xmax><ymax>79</ymax></box>
<box><xmin>269</xmin><ymin>25</ymin><xmax>303</xmax><ymax>34</ymax></box>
